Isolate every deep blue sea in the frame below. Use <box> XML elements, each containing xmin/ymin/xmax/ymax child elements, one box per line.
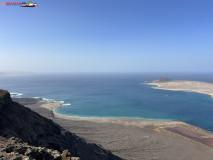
<box><xmin>1</xmin><ymin>73</ymin><xmax>213</xmax><ymax>132</ymax></box>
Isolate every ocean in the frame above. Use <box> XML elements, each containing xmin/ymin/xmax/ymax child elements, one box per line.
<box><xmin>1</xmin><ymin>73</ymin><xmax>213</xmax><ymax>132</ymax></box>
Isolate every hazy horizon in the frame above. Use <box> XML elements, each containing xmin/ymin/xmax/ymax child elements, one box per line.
<box><xmin>1</xmin><ymin>71</ymin><xmax>213</xmax><ymax>77</ymax></box>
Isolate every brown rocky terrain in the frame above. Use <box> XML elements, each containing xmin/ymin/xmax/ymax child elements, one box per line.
<box><xmin>0</xmin><ymin>89</ymin><xmax>123</xmax><ymax>160</ymax></box>
<box><xmin>0</xmin><ymin>136</ymin><xmax>61</xmax><ymax>160</ymax></box>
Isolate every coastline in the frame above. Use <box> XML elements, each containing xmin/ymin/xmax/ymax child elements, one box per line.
<box><xmin>41</xmin><ymin>100</ymin><xmax>185</xmax><ymax>127</ymax></box>
<box><xmin>49</xmin><ymin>101</ymin><xmax>213</xmax><ymax>144</ymax></box>
<box><xmin>14</xmin><ymin>97</ymin><xmax>213</xmax><ymax>160</ymax></box>
<box><xmin>15</xmin><ymin>97</ymin><xmax>213</xmax><ymax>146</ymax></box>
<box><xmin>52</xmin><ymin>103</ymin><xmax>213</xmax><ymax>148</ymax></box>
<box><xmin>145</xmin><ymin>80</ymin><xmax>213</xmax><ymax>97</ymax></box>
<box><xmin>11</xmin><ymin>78</ymin><xmax>213</xmax><ymax>159</ymax></box>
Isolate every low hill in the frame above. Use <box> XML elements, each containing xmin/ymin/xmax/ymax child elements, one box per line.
<box><xmin>152</xmin><ymin>78</ymin><xmax>172</xmax><ymax>83</ymax></box>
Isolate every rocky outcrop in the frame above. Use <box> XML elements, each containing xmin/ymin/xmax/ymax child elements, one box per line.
<box><xmin>152</xmin><ymin>78</ymin><xmax>172</xmax><ymax>83</ymax></box>
<box><xmin>0</xmin><ymin>90</ymin><xmax>11</xmax><ymax>112</ymax></box>
<box><xmin>0</xmin><ymin>89</ymin><xmax>122</xmax><ymax>160</ymax></box>
<box><xmin>0</xmin><ymin>136</ymin><xmax>61</xmax><ymax>160</ymax></box>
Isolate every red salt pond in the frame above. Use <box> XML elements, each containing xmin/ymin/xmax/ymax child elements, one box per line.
<box><xmin>165</xmin><ymin>126</ymin><xmax>213</xmax><ymax>147</ymax></box>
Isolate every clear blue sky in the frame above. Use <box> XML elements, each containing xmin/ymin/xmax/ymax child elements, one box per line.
<box><xmin>1</xmin><ymin>0</ymin><xmax>213</xmax><ymax>73</ymax></box>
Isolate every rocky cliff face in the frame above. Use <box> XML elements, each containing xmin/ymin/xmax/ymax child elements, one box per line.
<box><xmin>0</xmin><ymin>89</ymin><xmax>122</xmax><ymax>160</ymax></box>
<box><xmin>0</xmin><ymin>90</ymin><xmax>11</xmax><ymax>112</ymax></box>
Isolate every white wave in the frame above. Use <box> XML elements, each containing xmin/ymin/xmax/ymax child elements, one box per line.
<box><xmin>33</xmin><ymin>97</ymin><xmax>40</xmax><ymax>99</ymax></box>
<box><xmin>42</xmin><ymin>98</ymin><xmax>70</xmax><ymax>106</ymax></box>
<box><xmin>42</xmin><ymin>98</ymin><xmax>54</xmax><ymax>102</ymax></box>
<box><xmin>59</xmin><ymin>101</ymin><xmax>64</xmax><ymax>104</ymax></box>
<box><xmin>11</xmin><ymin>92</ymin><xmax>70</xmax><ymax>106</ymax></box>
<box><xmin>11</xmin><ymin>92</ymin><xmax>23</xmax><ymax>98</ymax></box>
<box><xmin>63</xmin><ymin>103</ymin><xmax>71</xmax><ymax>106</ymax></box>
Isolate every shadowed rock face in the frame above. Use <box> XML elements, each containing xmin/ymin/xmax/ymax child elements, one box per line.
<box><xmin>0</xmin><ymin>90</ymin><xmax>11</xmax><ymax>111</ymax></box>
<box><xmin>0</xmin><ymin>89</ymin><xmax>123</xmax><ymax>160</ymax></box>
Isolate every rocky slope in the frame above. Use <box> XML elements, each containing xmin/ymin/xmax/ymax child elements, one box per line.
<box><xmin>0</xmin><ymin>89</ymin><xmax>123</xmax><ymax>160</ymax></box>
<box><xmin>0</xmin><ymin>136</ymin><xmax>62</xmax><ymax>160</ymax></box>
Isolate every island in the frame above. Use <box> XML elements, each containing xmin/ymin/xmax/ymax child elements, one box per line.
<box><xmin>147</xmin><ymin>78</ymin><xmax>213</xmax><ymax>97</ymax></box>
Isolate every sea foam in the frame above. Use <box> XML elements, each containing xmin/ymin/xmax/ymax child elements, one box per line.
<box><xmin>11</xmin><ymin>93</ymin><xmax>23</xmax><ymax>98</ymax></box>
<box><xmin>42</xmin><ymin>98</ymin><xmax>71</xmax><ymax>106</ymax></box>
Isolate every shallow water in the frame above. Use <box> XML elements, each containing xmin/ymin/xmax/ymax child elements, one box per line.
<box><xmin>1</xmin><ymin>73</ymin><xmax>213</xmax><ymax>131</ymax></box>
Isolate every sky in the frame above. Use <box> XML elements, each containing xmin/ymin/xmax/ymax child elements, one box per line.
<box><xmin>0</xmin><ymin>0</ymin><xmax>213</xmax><ymax>73</ymax></box>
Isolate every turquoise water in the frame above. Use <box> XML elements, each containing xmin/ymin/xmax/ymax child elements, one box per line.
<box><xmin>1</xmin><ymin>73</ymin><xmax>213</xmax><ymax>131</ymax></box>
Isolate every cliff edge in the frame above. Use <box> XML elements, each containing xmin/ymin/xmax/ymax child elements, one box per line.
<box><xmin>0</xmin><ymin>89</ymin><xmax>123</xmax><ymax>160</ymax></box>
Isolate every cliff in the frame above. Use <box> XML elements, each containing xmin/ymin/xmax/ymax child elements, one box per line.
<box><xmin>0</xmin><ymin>89</ymin><xmax>123</xmax><ymax>160</ymax></box>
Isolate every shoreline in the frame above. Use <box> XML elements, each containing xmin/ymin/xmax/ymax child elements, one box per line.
<box><xmin>14</xmin><ymin>97</ymin><xmax>213</xmax><ymax>142</ymax></box>
<box><xmin>35</xmin><ymin>99</ymin><xmax>213</xmax><ymax>148</ymax></box>
<box><xmin>41</xmin><ymin>100</ymin><xmax>185</xmax><ymax>127</ymax></box>
<box><xmin>15</xmin><ymin>97</ymin><xmax>213</xmax><ymax>160</ymax></box>
<box><xmin>12</xmin><ymin>79</ymin><xmax>213</xmax><ymax>140</ymax></box>
<box><xmin>11</xmin><ymin>79</ymin><xmax>213</xmax><ymax>159</ymax></box>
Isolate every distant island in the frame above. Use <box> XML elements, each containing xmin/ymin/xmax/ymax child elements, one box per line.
<box><xmin>147</xmin><ymin>78</ymin><xmax>213</xmax><ymax>97</ymax></box>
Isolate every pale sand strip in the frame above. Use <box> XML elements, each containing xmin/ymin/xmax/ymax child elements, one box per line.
<box><xmin>40</xmin><ymin>101</ymin><xmax>184</xmax><ymax>127</ymax></box>
<box><xmin>40</xmin><ymin>101</ymin><xmax>213</xmax><ymax>138</ymax></box>
<box><xmin>146</xmin><ymin>80</ymin><xmax>213</xmax><ymax>97</ymax></box>
<box><xmin>40</xmin><ymin>80</ymin><xmax>213</xmax><ymax>128</ymax></box>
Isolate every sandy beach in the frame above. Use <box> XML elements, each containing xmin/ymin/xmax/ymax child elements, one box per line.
<box><xmin>146</xmin><ymin>80</ymin><xmax>213</xmax><ymax>97</ymax></box>
<box><xmin>12</xmin><ymin>98</ymin><xmax>213</xmax><ymax>160</ymax></box>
